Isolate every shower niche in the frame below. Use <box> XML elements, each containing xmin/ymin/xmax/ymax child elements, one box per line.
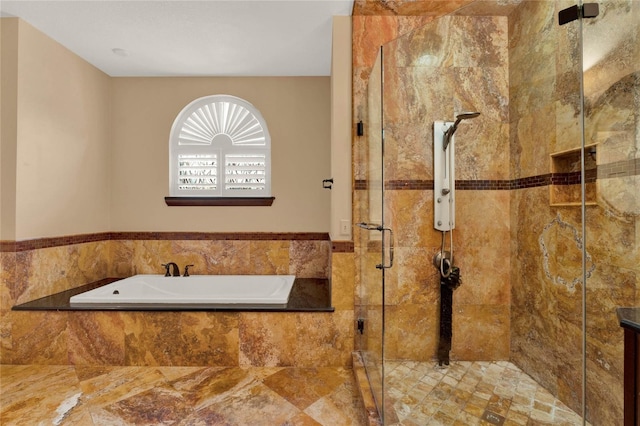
<box><xmin>549</xmin><ymin>143</ymin><xmax>598</xmax><ymax>206</ymax></box>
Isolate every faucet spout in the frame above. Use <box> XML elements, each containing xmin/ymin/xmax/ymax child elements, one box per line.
<box><xmin>162</xmin><ymin>262</ymin><xmax>180</xmax><ymax>277</ymax></box>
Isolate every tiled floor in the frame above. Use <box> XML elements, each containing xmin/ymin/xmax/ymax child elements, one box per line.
<box><xmin>383</xmin><ymin>360</ymin><xmax>589</xmax><ymax>426</ymax></box>
<box><xmin>0</xmin><ymin>361</ymin><xmax>590</xmax><ymax>426</ymax></box>
<box><xmin>0</xmin><ymin>365</ymin><xmax>367</xmax><ymax>425</ymax></box>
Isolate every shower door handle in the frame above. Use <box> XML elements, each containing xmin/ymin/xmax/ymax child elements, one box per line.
<box><xmin>355</xmin><ymin>223</ymin><xmax>394</xmax><ymax>269</ymax></box>
<box><xmin>376</xmin><ymin>227</ymin><xmax>394</xmax><ymax>270</ymax></box>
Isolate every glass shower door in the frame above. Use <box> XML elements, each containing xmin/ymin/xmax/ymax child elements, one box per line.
<box><xmin>357</xmin><ymin>46</ymin><xmax>386</xmax><ymax>419</ymax></box>
<box><xmin>582</xmin><ymin>1</ymin><xmax>640</xmax><ymax>424</ymax></box>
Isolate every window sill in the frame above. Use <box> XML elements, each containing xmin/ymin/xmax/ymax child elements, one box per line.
<box><xmin>164</xmin><ymin>196</ymin><xmax>275</xmax><ymax>206</ymax></box>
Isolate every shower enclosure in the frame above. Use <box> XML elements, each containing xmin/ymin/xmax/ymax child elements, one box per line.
<box><xmin>354</xmin><ymin>1</ymin><xmax>639</xmax><ymax>424</ymax></box>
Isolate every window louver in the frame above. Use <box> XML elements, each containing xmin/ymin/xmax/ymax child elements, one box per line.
<box><xmin>177</xmin><ymin>154</ymin><xmax>217</xmax><ymax>191</ymax></box>
<box><xmin>225</xmin><ymin>154</ymin><xmax>266</xmax><ymax>191</ymax></box>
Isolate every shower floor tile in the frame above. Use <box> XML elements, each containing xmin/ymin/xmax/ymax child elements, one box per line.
<box><xmin>384</xmin><ymin>360</ymin><xmax>589</xmax><ymax>426</ymax></box>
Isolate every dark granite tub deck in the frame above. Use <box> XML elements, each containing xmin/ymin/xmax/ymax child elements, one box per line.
<box><xmin>13</xmin><ymin>277</ymin><xmax>333</xmax><ymax>312</ymax></box>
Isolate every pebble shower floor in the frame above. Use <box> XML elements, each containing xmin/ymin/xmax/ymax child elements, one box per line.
<box><xmin>383</xmin><ymin>360</ymin><xmax>589</xmax><ymax>425</ymax></box>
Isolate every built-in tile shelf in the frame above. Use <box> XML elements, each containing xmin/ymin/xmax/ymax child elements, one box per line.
<box><xmin>549</xmin><ymin>144</ymin><xmax>598</xmax><ymax>207</ymax></box>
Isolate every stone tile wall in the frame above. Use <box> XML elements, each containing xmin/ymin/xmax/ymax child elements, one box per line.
<box><xmin>0</xmin><ymin>234</ymin><xmax>355</xmax><ymax>368</ymax></box>
<box><xmin>509</xmin><ymin>1</ymin><xmax>639</xmax><ymax>424</ymax></box>
<box><xmin>353</xmin><ymin>14</ymin><xmax>511</xmax><ymax>362</ymax></box>
<box><xmin>354</xmin><ymin>3</ymin><xmax>638</xmax><ymax>425</ymax></box>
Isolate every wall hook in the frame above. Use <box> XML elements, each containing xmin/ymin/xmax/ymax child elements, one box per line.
<box><xmin>322</xmin><ymin>178</ymin><xmax>333</xmax><ymax>189</ymax></box>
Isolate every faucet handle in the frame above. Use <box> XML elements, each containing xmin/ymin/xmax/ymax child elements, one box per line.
<box><xmin>161</xmin><ymin>263</ymin><xmax>171</xmax><ymax>277</ymax></box>
<box><xmin>184</xmin><ymin>264</ymin><xmax>194</xmax><ymax>277</ymax></box>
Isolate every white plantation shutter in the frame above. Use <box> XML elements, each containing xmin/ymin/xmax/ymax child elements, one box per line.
<box><xmin>177</xmin><ymin>154</ymin><xmax>217</xmax><ymax>191</ymax></box>
<box><xmin>225</xmin><ymin>153</ymin><xmax>267</xmax><ymax>191</ymax></box>
<box><xmin>170</xmin><ymin>95</ymin><xmax>271</xmax><ymax>197</ymax></box>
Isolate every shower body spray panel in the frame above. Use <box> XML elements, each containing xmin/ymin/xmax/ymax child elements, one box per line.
<box><xmin>434</xmin><ymin>120</ymin><xmax>456</xmax><ymax>232</ymax></box>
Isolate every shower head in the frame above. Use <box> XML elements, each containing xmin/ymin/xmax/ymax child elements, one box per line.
<box><xmin>454</xmin><ymin>112</ymin><xmax>481</xmax><ymax>122</ymax></box>
<box><xmin>443</xmin><ymin>111</ymin><xmax>481</xmax><ymax>150</ymax></box>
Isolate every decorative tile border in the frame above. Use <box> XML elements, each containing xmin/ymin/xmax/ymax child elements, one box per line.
<box><xmin>386</xmin><ymin>180</ymin><xmax>434</xmax><ymax>190</ymax></box>
<box><xmin>332</xmin><ymin>241</ymin><xmax>355</xmax><ymax>253</ymax></box>
<box><xmin>355</xmin><ymin>158</ymin><xmax>635</xmax><ymax>192</ymax></box>
<box><xmin>0</xmin><ymin>241</ymin><xmax>18</xmax><ymax>252</ymax></box>
<box><xmin>354</xmin><ymin>180</ymin><xmax>369</xmax><ymax>190</ymax></box>
<box><xmin>3</xmin><ymin>160</ymin><xmax>631</xmax><ymax>254</ymax></box>
<box><xmin>510</xmin><ymin>174</ymin><xmax>551</xmax><ymax>189</ymax></box>
<box><xmin>0</xmin><ymin>233</ymin><xmax>111</xmax><ymax>252</ymax></box>
<box><xmin>598</xmin><ymin>158</ymin><xmax>639</xmax><ymax>180</ymax></box>
<box><xmin>109</xmin><ymin>232</ymin><xmax>329</xmax><ymax>242</ymax></box>
<box><xmin>1</xmin><ymin>232</ymin><xmax>331</xmax><ymax>253</ymax></box>
<box><xmin>456</xmin><ymin>180</ymin><xmax>512</xmax><ymax>190</ymax></box>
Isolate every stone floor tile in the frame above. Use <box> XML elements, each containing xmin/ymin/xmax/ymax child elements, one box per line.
<box><xmin>379</xmin><ymin>361</ymin><xmax>588</xmax><ymax>426</ymax></box>
<box><xmin>1</xmin><ymin>365</ymin><xmax>366</xmax><ymax>426</ymax></box>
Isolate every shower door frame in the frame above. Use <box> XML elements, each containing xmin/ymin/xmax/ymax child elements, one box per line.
<box><xmin>357</xmin><ymin>45</ymin><xmax>388</xmax><ymax>422</ymax></box>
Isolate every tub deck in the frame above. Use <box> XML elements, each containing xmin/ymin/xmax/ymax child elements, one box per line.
<box><xmin>12</xmin><ymin>277</ymin><xmax>333</xmax><ymax>312</ymax></box>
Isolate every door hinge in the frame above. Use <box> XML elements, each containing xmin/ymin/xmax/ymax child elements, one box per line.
<box><xmin>559</xmin><ymin>3</ymin><xmax>599</xmax><ymax>26</ymax></box>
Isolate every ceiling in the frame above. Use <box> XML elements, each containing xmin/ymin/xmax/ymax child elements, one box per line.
<box><xmin>0</xmin><ymin>0</ymin><xmax>354</xmax><ymax>77</ymax></box>
<box><xmin>0</xmin><ymin>0</ymin><xmax>528</xmax><ymax>77</ymax></box>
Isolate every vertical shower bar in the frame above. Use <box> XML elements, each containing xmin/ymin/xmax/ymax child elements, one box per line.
<box><xmin>434</xmin><ymin>121</ymin><xmax>455</xmax><ymax>232</ymax></box>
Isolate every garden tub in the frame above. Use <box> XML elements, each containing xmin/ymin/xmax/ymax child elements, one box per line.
<box><xmin>69</xmin><ymin>274</ymin><xmax>296</xmax><ymax>308</ymax></box>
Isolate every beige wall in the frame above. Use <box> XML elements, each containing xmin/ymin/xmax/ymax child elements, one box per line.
<box><xmin>330</xmin><ymin>16</ymin><xmax>353</xmax><ymax>241</ymax></box>
<box><xmin>1</xmin><ymin>18</ymin><xmax>334</xmax><ymax>238</ymax></box>
<box><xmin>110</xmin><ymin>77</ymin><xmax>331</xmax><ymax>232</ymax></box>
<box><xmin>6</xmin><ymin>19</ymin><xmax>112</xmax><ymax>240</ymax></box>
<box><xmin>1</xmin><ymin>18</ymin><xmax>19</xmax><ymax>240</ymax></box>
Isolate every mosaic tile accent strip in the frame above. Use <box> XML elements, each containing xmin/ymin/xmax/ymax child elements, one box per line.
<box><xmin>386</xmin><ymin>180</ymin><xmax>434</xmax><ymax>190</ymax></box>
<box><xmin>510</xmin><ymin>174</ymin><xmax>552</xmax><ymax>189</ymax></box>
<box><xmin>551</xmin><ymin>169</ymin><xmax>597</xmax><ymax>185</ymax></box>
<box><xmin>456</xmin><ymin>180</ymin><xmax>511</xmax><ymax>190</ymax></box>
<box><xmin>110</xmin><ymin>232</ymin><xmax>330</xmax><ymax>242</ymax></box>
<box><xmin>332</xmin><ymin>241</ymin><xmax>355</xmax><ymax>253</ymax></box>
<box><xmin>0</xmin><ymin>232</ymin><xmax>330</xmax><ymax>252</ymax></box>
<box><xmin>355</xmin><ymin>159</ymin><xmax>635</xmax><ymax>193</ymax></box>
<box><xmin>0</xmin><ymin>233</ymin><xmax>111</xmax><ymax>252</ymax></box>
<box><xmin>355</xmin><ymin>179</ymin><xmax>369</xmax><ymax>190</ymax></box>
<box><xmin>598</xmin><ymin>157</ymin><xmax>639</xmax><ymax>179</ymax></box>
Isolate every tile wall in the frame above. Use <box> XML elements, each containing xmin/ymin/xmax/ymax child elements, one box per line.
<box><xmin>510</xmin><ymin>2</ymin><xmax>639</xmax><ymax>424</ymax></box>
<box><xmin>353</xmin><ymin>13</ymin><xmax>511</xmax><ymax>362</ymax></box>
<box><xmin>0</xmin><ymin>234</ymin><xmax>356</xmax><ymax>368</ymax></box>
<box><xmin>353</xmin><ymin>2</ymin><xmax>638</xmax><ymax>425</ymax></box>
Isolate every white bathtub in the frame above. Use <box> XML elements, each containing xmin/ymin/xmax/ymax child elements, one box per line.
<box><xmin>69</xmin><ymin>274</ymin><xmax>296</xmax><ymax>308</ymax></box>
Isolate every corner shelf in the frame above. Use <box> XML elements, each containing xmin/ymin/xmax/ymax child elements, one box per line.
<box><xmin>549</xmin><ymin>144</ymin><xmax>597</xmax><ymax>207</ymax></box>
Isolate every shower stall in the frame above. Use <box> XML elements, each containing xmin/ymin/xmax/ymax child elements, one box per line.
<box><xmin>354</xmin><ymin>1</ymin><xmax>639</xmax><ymax>425</ymax></box>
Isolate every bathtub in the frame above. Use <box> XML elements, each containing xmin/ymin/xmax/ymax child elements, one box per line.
<box><xmin>69</xmin><ymin>274</ymin><xmax>296</xmax><ymax>308</ymax></box>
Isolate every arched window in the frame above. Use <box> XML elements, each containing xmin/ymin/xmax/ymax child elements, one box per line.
<box><xmin>169</xmin><ymin>95</ymin><xmax>271</xmax><ymax>198</ymax></box>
